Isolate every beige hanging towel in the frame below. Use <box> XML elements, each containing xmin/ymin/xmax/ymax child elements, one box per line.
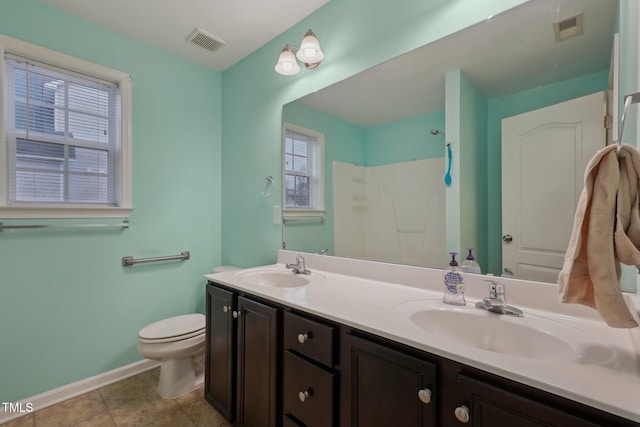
<box><xmin>558</xmin><ymin>144</ymin><xmax>639</xmax><ymax>328</ymax></box>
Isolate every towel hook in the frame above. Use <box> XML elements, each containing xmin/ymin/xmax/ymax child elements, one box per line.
<box><xmin>616</xmin><ymin>92</ymin><xmax>640</xmax><ymax>152</ymax></box>
<box><xmin>261</xmin><ymin>176</ymin><xmax>275</xmax><ymax>199</ymax></box>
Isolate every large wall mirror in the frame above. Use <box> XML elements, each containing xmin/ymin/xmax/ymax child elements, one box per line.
<box><xmin>281</xmin><ymin>0</ymin><xmax>618</xmax><ymax>282</ymax></box>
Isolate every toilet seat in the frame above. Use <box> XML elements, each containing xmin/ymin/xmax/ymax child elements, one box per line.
<box><xmin>138</xmin><ymin>313</ymin><xmax>205</xmax><ymax>343</ymax></box>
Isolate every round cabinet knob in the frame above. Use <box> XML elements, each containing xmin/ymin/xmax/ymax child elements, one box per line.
<box><xmin>298</xmin><ymin>390</ymin><xmax>311</xmax><ymax>402</ymax></box>
<box><xmin>223</xmin><ymin>305</ymin><xmax>229</xmax><ymax>313</ymax></box>
<box><xmin>232</xmin><ymin>310</ymin><xmax>240</xmax><ymax>318</ymax></box>
<box><xmin>417</xmin><ymin>388</ymin><xmax>432</xmax><ymax>404</ymax></box>
<box><xmin>297</xmin><ymin>333</ymin><xmax>309</xmax><ymax>344</ymax></box>
<box><xmin>502</xmin><ymin>234</ymin><xmax>513</xmax><ymax>243</ymax></box>
<box><xmin>454</xmin><ymin>405</ymin><xmax>470</xmax><ymax>423</ymax></box>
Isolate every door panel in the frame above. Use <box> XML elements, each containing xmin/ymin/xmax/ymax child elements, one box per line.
<box><xmin>205</xmin><ymin>285</ymin><xmax>235</xmax><ymax>421</ymax></box>
<box><xmin>502</xmin><ymin>91</ymin><xmax>605</xmax><ymax>282</ymax></box>
<box><xmin>237</xmin><ymin>296</ymin><xmax>279</xmax><ymax>427</ymax></box>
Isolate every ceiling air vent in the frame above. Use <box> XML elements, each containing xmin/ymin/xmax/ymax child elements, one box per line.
<box><xmin>185</xmin><ymin>27</ymin><xmax>227</xmax><ymax>53</ymax></box>
<box><xmin>553</xmin><ymin>12</ymin><xmax>583</xmax><ymax>42</ymax></box>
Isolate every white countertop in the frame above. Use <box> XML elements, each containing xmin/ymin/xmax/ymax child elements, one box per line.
<box><xmin>206</xmin><ymin>251</ymin><xmax>640</xmax><ymax>423</ymax></box>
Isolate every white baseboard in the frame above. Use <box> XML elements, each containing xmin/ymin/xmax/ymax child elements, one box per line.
<box><xmin>0</xmin><ymin>359</ymin><xmax>160</xmax><ymax>424</ymax></box>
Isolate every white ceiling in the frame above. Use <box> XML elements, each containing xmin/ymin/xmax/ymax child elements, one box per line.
<box><xmin>40</xmin><ymin>0</ymin><xmax>330</xmax><ymax>71</ymax></box>
<box><xmin>295</xmin><ymin>0</ymin><xmax>616</xmax><ymax>127</ymax></box>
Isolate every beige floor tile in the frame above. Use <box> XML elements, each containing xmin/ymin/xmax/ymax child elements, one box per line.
<box><xmin>100</xmin><ymin>371</ymin><xmax>159</xmax><ymax>410</ymax></box>
<box><xmin>109</xmin><ymin>392</ymin><xmax>180</xmax><ymax>427</ymax></box>
<box><xmin>176</xmin><ymin>388</ymin><xmax>230</xmax><ymax>427</ymax></box>
<box><xmin>143</xmin><ymin>409</ymin><xmax>195</xmax><ymax>427</ymax></box>
<box><xmin>0</xmin><ymin>414</ymin><xmax>34</xmax><ymax>427</ymax></box>
<box><xmin>33</xmin><ymin>391</ymin><xmax>109</xmax><ymax>427</ymax></box>
<box><xmin>148</xmin><ymin>368</ymin><xmax>160</xmax><ymax>380</ymax></box>
<box><xmin>3</xmin><ymin>369</ymin><xmax>229</xmax><ymax>427</ymax></box>
<box><xmin>74</xmin><ymin>413</ymin><xmax>116</xmax><ymax>427</ymax></box>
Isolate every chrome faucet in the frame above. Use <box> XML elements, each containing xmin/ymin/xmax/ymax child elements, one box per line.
<box><xmin>475</xmin><ymin>280</ymin><xmax>523</xmax><ymax>317</ymax></box>
<box><xmin>286</xmin><ymin>255</ymin><xmax>311</xmax><ymax>275</ymax></box>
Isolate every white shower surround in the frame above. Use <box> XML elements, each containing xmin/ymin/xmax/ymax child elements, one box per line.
<box><xmin>333</xmin><ymin>159</ymin><xmax>446</xmax><ymax>268</ymax></box>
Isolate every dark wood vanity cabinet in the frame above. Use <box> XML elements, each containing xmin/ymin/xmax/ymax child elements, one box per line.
<box><xmin>205</xmin><ymin>283</ymin><xmax>281</xmax><ymax>427</ymax></box>
<box><xmin>236</xmin><ymin>295</ymin><xmax>280</xmax><ymax>427</ymax></box>
<box><xmin>340</xmin><ymin>333</ymin><xmax>437</xmax><ymax>427</ymax></box>
<box><xmin>205</xmin><ymin>281</ymin><xmax>637</xmax><ymax>427</ymax></box>
<box><xmin>282</xmin><ymin>311</ymin><xmax>337</xmax><ymax>427</ymax></box>
<box><xmin>205</xmin><ymin>285</ymin><xmax>236</xmax><ymax>420</ymax></box>
<box><xmin>456</xmin><ymin>374</ymin><xmax>604</xmax><ymax>427</ymax></box>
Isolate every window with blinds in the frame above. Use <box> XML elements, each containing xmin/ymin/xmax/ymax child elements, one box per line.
<box><xmin>0</xmin><ymin>34</ymin><xmax>131</xmax><ymax>218</ymax></box>
<box><xmin>283</xmin><ymin>123</ymin><xmax>324</xmax><ymax>213</ymax></box>
<box><xmin>285</xmin><ymin>130</ymin><xmax>312</xmax><ymax>208</ymax></box>
<box><xmin>4</xmin><ymin>54</ymin><xmax>119</xmax><ymax>205</ymax></box>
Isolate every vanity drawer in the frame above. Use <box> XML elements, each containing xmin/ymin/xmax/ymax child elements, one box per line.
<box><xmin>284</xmin><ymin>311</ymin><xmax>335</xmax><ymax>367</ymax></box>
<box><xmin>284</xmin><ymin>350</ymin><xmax>335</xmax><ymax>427</ymax></box>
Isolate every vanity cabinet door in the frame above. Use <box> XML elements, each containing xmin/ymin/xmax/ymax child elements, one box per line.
<box><xmin>456</xmin><ymin>375</ymin><xmax>603</xmax><ymax>427</ymax></box>
<box><xmin>205</xmin><ymin>284</ymin><xmax>236</xmax><ymax>422</ymax></box>
<box><xmin>342</xmin><ymin>333</ymin><xmax>437</xmax><ymax>427</ymax></box>
<box><xmin>236</xmin><ymin>295</ymin><xmax>280</xmax><ymax>427</ymax></box>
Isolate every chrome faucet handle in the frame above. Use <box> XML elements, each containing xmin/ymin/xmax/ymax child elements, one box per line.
<box><xmin>296</xmin><ymin>256</ymin><xmax>311</xmax><ymax>275</ymax></box>
<box><xmin>476</xmin><ymin>280</ymin><xmax>523</xmax><ymax>317</ymax></box>
<box><xmin>287</xmin><ymin>255</ymin><xmax>311</xmax><ymax>274</ymax></box>
<box><xmin>485</xmin><ymin>280</ymin><xmax>505</xmax><ymax>300</ymax></box>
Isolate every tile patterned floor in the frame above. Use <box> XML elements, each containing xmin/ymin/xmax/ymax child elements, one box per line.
<box><xmin>1</xmin><ymin>369</ymin><xmax>230</xmax><ymax>427</ymax></box>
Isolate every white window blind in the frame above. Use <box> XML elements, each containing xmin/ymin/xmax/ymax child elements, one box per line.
<box><xmin>282</xmin><ymin>123</ymin><xmax>324</xmax><ymax>214</ymax></box>
<box><xmin>285</xmin><ymin>130</ymin><xmax>314</xmax><ymax>208</ymax></box>
<box><xmin>3</xmin><ymin>53</ymin><xmax>121</xmax><ymax>205</ymax></box>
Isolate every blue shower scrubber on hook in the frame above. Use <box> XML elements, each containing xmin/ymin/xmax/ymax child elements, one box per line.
<box><xmin>444</xmin><ymin>143</ymin><xmax>452</xmax><ymax>186</ymax></box>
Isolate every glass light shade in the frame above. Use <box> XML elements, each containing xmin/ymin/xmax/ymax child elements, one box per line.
<box><xmin>296</xmin><ymin>29</ymin><xmax>324</xmax><ymax>64</ymax></box>
<box><xmin>275</xmin><ymin>46</ymin><xmax>301</xmax><ymax>76</ymax></box>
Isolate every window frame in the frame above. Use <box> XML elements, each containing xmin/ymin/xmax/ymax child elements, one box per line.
<box><xmin>0</xmin><ymin>34</ymin><xmax>132</xmax><ymax>219</ymax></box>
<box><xmin>282</xmin><ymin>121</ymin><xmax>325</xmax><ymax>216</ymax></box>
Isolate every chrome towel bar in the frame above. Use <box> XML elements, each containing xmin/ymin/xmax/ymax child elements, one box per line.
<box><xmin>0</xmin><ymin>220</ymin><xmax>129</xmax><ymax>232</ymax></box>
<box><xmin>122</xmin><ymin>251</ymin><xmax>190</xmax><ymax>267</ymax></box>
<box><xmin>616</xmin><ymin>91</ymin><xmax>640</xmax><ymax>151</ymax></box>
<box><xmin>283</xmin><ymin>216</ymin><xmax>326</xmax><ymax>224</ymax></box>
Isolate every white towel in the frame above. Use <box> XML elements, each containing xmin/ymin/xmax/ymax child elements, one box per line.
<box><xmin>558</xmin><ymin>144</ymin><xmax>639</xmax><ymax>328</ymax></box>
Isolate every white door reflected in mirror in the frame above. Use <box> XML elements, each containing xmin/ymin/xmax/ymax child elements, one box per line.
<box><xmin>501</xmin><ymin>91</ymin><xmax>606</xmax><ymax>282</ymax></box>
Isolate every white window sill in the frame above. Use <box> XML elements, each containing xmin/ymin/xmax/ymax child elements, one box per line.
<box><xmin>0</xmin><ymin>205</ymin><xmax>134</xmax><ymax>219</ymax></box>
<box><xmin>283</xmin><ymin>208</ymin><xmax>326</xmax><ymax>217</ymax></box>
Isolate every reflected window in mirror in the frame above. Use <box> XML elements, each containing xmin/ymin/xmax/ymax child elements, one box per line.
<box><xmin>283</xmin><ymin>122</ymin><xmax>325</xmax><ymax>214</ymax></box>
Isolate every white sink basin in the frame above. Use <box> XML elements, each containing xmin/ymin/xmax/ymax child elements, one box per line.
<box><xmin>236</xmin><ymin>269</ymin><xmax>314</xmax><ymax>288</ymax></box>
<box><xmin>409</xmin><ymin>307</ymin><xmax>614</xmax><ymax>363</ymax></box>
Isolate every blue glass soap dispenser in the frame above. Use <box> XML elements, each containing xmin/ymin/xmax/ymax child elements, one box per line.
<box><xmin>443</xmin><ymin>252</ymin><xmax>466</xmax><ymax>305</ymax></box>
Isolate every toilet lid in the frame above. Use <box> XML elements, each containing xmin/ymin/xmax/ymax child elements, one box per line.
<box><xmin>138</xmin><ymin>313</ymin><xmax>205</xmax><ymax>340</ymax></box>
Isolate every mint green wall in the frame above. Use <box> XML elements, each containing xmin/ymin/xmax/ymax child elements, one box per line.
<box><xmin>445</xmin><ymin>70</ymin><xmax>462</xmax><ymax>263</ymax></box>
<box><xmin>459</xmin><ymin>72</ymin><xmax>488</xmax><ymax>271</ymax></box>
<box><xmin>0</xmin><ymin>0</ymin><xmax>222</xmax><ymax>402</ymax></box>
<box><xmin>445</xmin><ymin>70</ymin><xmax>488</xmax><ymax>270</ymax></box>
<box><xmin>485</xmin><ymin>71</ymin><xmax>609</xmax><ymax>274</ymax></box>
<box><xmin>619</xmin><ymin>0</ymin><xmax>638</xmax><ymax>146</ymax></box>
<box><xmin>365</xmin><ymin>111</ymin><xmax>445</xmax><ymax>166</ymax></box>
<box><xmin>221</xmin><ymin>0</ymin><xmax>529</xmax><ymax>268</ymax></box>
<box><xmin>618</xmin><ymin>0</ymin><xmax>639</xmax><ymax>293</ymax></box>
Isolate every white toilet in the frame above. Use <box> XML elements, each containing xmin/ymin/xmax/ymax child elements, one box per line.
<box><xmin>137</xmin><ymin>313</ymin><xmax>206</xmax><ymax>398</ymax></box>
